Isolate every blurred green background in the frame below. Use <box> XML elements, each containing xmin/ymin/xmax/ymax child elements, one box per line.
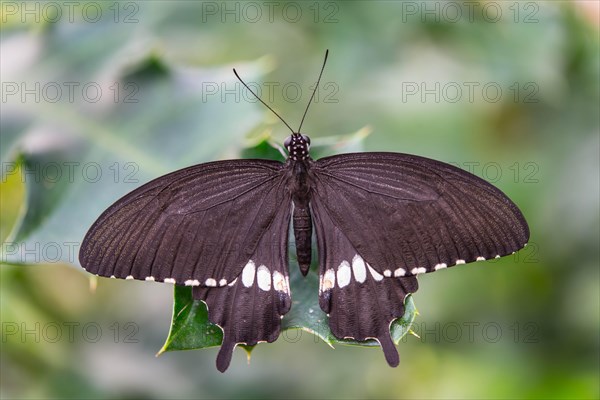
<box><xmin>1</xmin><ymin>1</ymin><xmax>598</xmax><ymax>399</ymax></box>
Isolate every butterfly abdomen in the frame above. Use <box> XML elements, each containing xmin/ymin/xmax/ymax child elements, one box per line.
<box><xmin>293</xmin><ymin>205</ymin><xmax>312</xmax><ymax>276</ymax></box>
<box><xmin>289</xmin><ymin>160</ymin><xmax>313</xmax><ymax>276</ymax></box>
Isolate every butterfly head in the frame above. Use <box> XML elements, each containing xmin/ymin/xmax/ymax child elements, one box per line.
<box><xmin>233</xmin><ymin>50</ymin><xmax>327</xmax><ymax>163</ymax></box>
<box><xmin>284</xmin><ymin>133</ymin><xmax>311</xmax><ymax>161</ymax></box>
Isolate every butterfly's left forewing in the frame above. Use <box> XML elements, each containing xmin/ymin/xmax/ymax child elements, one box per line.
<box><xmin>311</xmin><ymin>152</ymin><xmax>529</xmax><ymax>277</ymax></box>
<box><xmin>309</xmin><ymin>152</ymin><xmax>529</xmax><ymax>363</ymax></box>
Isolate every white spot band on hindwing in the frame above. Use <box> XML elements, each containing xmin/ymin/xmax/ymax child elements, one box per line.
<box><xmin>272</xmin><ymin>271</ymin><xmax>288</xmax><ymax>293</ymax></box>
<box><xmin>352</xmin><ymin>255</ymin><xmax>367</xmax><ymax>283</ymax></box>
<box><xmin>337</xmin><ymin>261</ymin><xmax>351</xmax><ymax>288</ymax></box>
<box><xmin>257</xmin><ymin>265</ymin><xmax>271</xmax><ymax>291</ymax></box>
<box><xmin>242</xmin><ymin>260</ymin><xmax>256</xmax><ymax>287</ymax></box>
<box><xmin>205</xmin><ymin>278</ymin><xmax>217</xmax><ymax>287</ymax></box>
<box><xmin>321</xmin><ymin>269</ymin><xmax>335</xmax><ymax>291</ymax></box>
<box><xmin>367</xmin><ymin>264</ymin><xmax>384</xmax><ymax>281</ymax></box>
<box><xmin>434</xmin><ymin>263</ymin><xmax>447</xmax><ymax>270</ymax></box>
<box><xmin>411</xmin><ymin>267</ymin><xmax>426</xmax><ymax>275</ymax></box>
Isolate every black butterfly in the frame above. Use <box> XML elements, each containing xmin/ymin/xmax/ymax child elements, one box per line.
<box><xmin>79</xmin><ymin>50</ymin><xmax>529</xmax><ymax>372</ymax></box>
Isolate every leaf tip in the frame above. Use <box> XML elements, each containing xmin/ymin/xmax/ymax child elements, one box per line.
<box><xmin>155</xmin><ymin>345</ymin><xmax>167</xmax><ymax>357</ymax></box>
<box><xmin>89</xmin><ymin>275</ymin><xmax>97</xmax><ymax>293</ymax></box>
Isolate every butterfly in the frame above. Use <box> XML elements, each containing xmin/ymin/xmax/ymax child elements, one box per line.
<box><xmin>79</xmin><ymin>50</ymin><xmax>529</xmax><ymax>372</ymax></box>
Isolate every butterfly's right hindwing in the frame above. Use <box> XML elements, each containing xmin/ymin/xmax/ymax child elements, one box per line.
<box><xmin>80</xmin><ymin>159</ymin><xmax>295</xmax><ymax>372</ymax></box>
<box><xmin>193</xmin><ymin>199</ymin><xmax>292</xmax><ymax>372</ymax></box>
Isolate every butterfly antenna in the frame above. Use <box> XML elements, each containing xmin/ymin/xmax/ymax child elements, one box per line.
<box><xmin>297</xmin><ymin>49</ymin><xmax>329</xmax><ymax>133</ymax></box>
<box><xmin>233</xmin><ymin>68</ymin><xmax>294</xmax><ymax>134</ymax></box>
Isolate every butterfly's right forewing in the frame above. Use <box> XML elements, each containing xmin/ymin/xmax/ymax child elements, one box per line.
<box><xmin>80</xmin><ymin>160</ymin><xmax>288</xmax><ymax>285</ymax></box>
<box><xmin>80</xmin><ymin>159</ymin><xmax>294</xmax><ymax>372</ymax></box>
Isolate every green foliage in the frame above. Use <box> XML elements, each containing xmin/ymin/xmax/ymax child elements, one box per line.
<box><xmin>159</xmin><ymin>286</ymin><xmax>224</xmax><ymax>353</ymax></box>
<box><xmin>2</xmin><ymin>53</ymin><xmax>265</xmax><ymax>262</ymax></box>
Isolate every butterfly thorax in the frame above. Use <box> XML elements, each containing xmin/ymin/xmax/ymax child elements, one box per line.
<box><xmin>286</xmin><ymin>151</ymin><xmax>313</xmax><ymax>276</ymax></box>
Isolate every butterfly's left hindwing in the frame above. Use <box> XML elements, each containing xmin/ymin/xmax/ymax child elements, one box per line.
<box><xmin>309</xmin><ymin>152</ymin><xmax>529</xmax><ymax>363</ymax></box>
<box><xmin>311</xmin><ymin>195</ymin><xmax>418</xmax><ymax>366</ymax></box>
